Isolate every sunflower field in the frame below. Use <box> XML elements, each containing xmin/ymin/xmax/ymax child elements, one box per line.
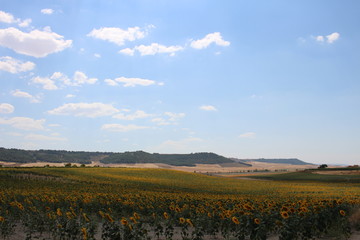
<box><xmin>0</xmin><ymin>167</ymin><xmax>359</xmax><ymax>240</ymax></box>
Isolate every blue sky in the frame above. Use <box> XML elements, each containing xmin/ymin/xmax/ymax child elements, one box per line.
<box><xmin>0</xmin><ymin>0</ymin><xmax>359</xmax><ymax>165</ymax></box>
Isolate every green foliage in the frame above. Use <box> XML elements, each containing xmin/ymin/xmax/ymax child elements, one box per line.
<box><xmin>250</xmin><ymin>171</ymin><xmax>360</xmax><ymax>183</ymax></box>
<box><xmin>0</xmin><ymin>147</ymin><xmax>234</xmax><ymax>166</ymax></box>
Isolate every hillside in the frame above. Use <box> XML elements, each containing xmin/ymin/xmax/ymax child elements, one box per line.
<box><xmin>0</xmin><ymin>147</ymin><xmax>234</xmax><ymax>166</ymax></box>
<box><xmin>237</xmin><ymin>158</ymin><xmax>313</xmax><ymax>165</ymax></box>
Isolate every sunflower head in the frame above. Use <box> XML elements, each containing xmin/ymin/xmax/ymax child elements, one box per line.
<box><xmin>339</xmin><ymin>210</ymin><xmax>346</xmax><ymax>216</ymax></box>
<box><xmin>232</xmin><ymin>216</ymin><xmax>240</xmax><ymax>224</ymax></box>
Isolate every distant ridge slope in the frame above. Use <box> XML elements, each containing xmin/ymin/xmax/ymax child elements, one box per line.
<box><xmin>240</xmin><ymin>158</ymin><xmax>314</xmax><ymax>165</ymax></box>
<box><xmin>0</xmin><ymin>147</ymin><xmax>234</xmax><ymax>166</ymax></box>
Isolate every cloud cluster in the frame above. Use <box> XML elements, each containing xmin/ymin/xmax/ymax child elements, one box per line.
<box><xmin>120</xmin><ymin>43</ymin><xmax>184</xmax><ymax>56</ymax></box>
<box><xmin>0</xmin><ymin>10</ymin><xmax>31</xmax><ymax>27</ymax></box>
<box><xmin>32</xmin><ymin>71</ymin><xmax>98</xmax><ymax>90</ymax></box>
<box><xmin>315</xmin><ymin>32</ymin><xmax>340</xmax><ymax>44</ymax></box>
<box><xmin>87</xmin><ymin>26</ymin><xmax>149</xmax><ymax>46</ymax></box>
<box><xmin>0</xmin><ymin>56</ymin><xmax>35</xmax><ymax>73</ymax></box>
<box><xmin>0</xmin><ymin>27</ymin><xmax>72</xmax><ymax>57</ymax></box>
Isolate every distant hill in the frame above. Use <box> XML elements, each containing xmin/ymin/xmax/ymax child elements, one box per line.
<box><xmin>0</xmin><ymin>147</ymin><xmax>234</xmax><ymax>167</ymax></box>
<box><xmin>239</xmin><ymin>158</ymin><xmax>314</xmax><ymax>165</ymax></box>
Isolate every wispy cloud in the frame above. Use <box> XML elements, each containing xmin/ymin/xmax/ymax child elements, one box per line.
<box><xmin>101</xmin><ymin>123</ymin><xmax>149</xmax><ymax>132</ymax></box>
<box><xmin>152</xmin><ymin>112</ymin><xmax>185</xmax><ymax>126</ymax></box>
<box><xmin>25</xmin><ymin>133</ymin><xmax>67</xmax><ymax>142</ymax></box>
<box><xmin>113</xmin><ymin>110</ymin><xmax>153</xmax><ymax>120</ymax></box>
<box><xmin>199</xmin><ymin>105</ymin><xmax>217</xmax><ymax>111</ymax></box>
<box><xmin>105</xmin><ymin>77</ymin><xmax>162</xmax><ymax>87</ymax></box>
<box><xmin>0</xmin><ymin>117</ymin><xmax>46</xmax><ymax>131</ymax></box>
<box><xmin>0</xmin><ymin>56</ymin><xmax>35</xmax><ymax>73</ymax></box>
<box><xmin>11</xmin><ymin>89</ymin><xmax>41</xmax><ymax>103</ymax></box>
<box><xmin>0</xmin><ymin>103</ymin><xmax>14</xmax><ymax>114</ymax></box>
<box><xmin>190</xmin><ymin>32</ymin><xmax>230</xmax><ymax>49</ymax></box>
<box><xmin>40</xmin><ymin>9</ymin><xmax>54</xmax><ymax>15</ymax></box>
<box><xmin>239</xmin><ymin>132</ymin><xmax>256</xmax><ymax>138</ymax></box>
<box><xmin>48</xmin><ymin>102</ymin><xmax>119</xmax><ymax>118</ymax></box>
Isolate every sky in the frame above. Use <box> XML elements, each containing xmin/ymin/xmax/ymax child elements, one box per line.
<box><xmin>0</xmin><ymin>0</ymin><xmax>359</xmax><ymax>165</ymax></box>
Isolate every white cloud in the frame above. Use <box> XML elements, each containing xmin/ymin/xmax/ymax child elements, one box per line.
<box><xmin>239</xmin><ymin>132</ymin><xmax>256</xmax><ymax>138</ymax></box>
<box><xmin>315</xmin><ymin>32</ymin><xmax>340</xmax><ymax>44</ymax></box>
<box><xmin>326</xmin><ymin>32</ymin><xmax>340</xmax><ymax>43</ymax></box>
<box><xmin>0</xmin><ymin>11</ymin><xmax>32</xmax><ymax>28</ymax></box>
<box><xmin>94</xmin><ymin>53</ymin><xmax>101</xmax><ymax>58</ymax></box>
<box><xmin>0</xmin><ymin>56</ymin><xmax>35</xmax><ymax>74</ymax></box>
<box><xmin>119</xmin><ymin>48</ymin><xmax>135</xmax><ymax>56</ymax></box>
<box><xmin>315</xmin><ymin>36</ymin><xmax>324</xmax><ymax>42</ymax></box>
<box><xmin>87</xmin><ymin>26</ymin><xmax>149</xmax><ymax>46</ymax></box>
<box><xmin>0</xmin><ymin>117</ymin><xmax>46</xmax><ymax>131</ymax></box>
<box><xmin>152</xmin><ymin>112</ymin><xmax>186</xmax><ymax>126</ymax></box>
<box><xmin>32</xmin><ymin>76</ymin><xmax>58</xmax><ymax>90</ymax></box>
<box><xmin>164</xmin><ymin>112</ymin><xmax>185</xmax><ymax>121</ymax></box>
<box><xmin>18</xmin><ymin>19</ymin><xmax>31</xmax><ymax>27</ymax></box>
<box><xmin>199</xmin><ymin>105</ymin><xmax>217</xmax><ymax>111</ymax></box>
<box><xmin>104</xmin><ymin>79</ymin><xmax>118</xmax><ymax>86</ymax></box>
<box><xmin>105</xmin><ymin>77</ymin><xmax>159</xmax><ymax>87</ymax></box>
<box><xmin>113</xmin><ymin>110</ymin><xmax>153</xmax><ymax>120</ymax></box>
<box><xmin>41</xmin><ymin>9</ymin><xmax>54</xmax><ymax>15</ymax></box>
<box><xmin>73</xmin><ymin>71</ymin><xmax>98</xmax><ymax>85</ymax></box>
<box><xmin>65</xmin><ymin>94</ymin><xmax>75</xmax><ymax>98</ymax></box>
<box><xmin>11</xmin><ymin>89</ymin><xmax>41</xmax><ymax>103</ymax></box>
<box><xmin>120</xmin><ymin>43</ymin><xmax>183</xmax><ymax>56</ymax></box>
<box><xmin>32</xmin><ymin>71</ymin><xmax>97</xmax><ymax>89</ymax></box>
<box><xmin>25</xmin><ymin>133</ymin><xmax>66</xmax><ymax>141</ymax></box>
<box><xmin>48</xmin><ymin>102</ymin><xmax>119</xmax><ymax>118</ymax></box>
<box><xmin>190</xmin><ymin>32</ymin><xmax>230</xmax><ymax>49</ymax></box>
<box><xmin>101</xmin><ymin>123</ymin><xmax>149</xmax><ymax>132</ymax></box>
<box><xmin>0</xmin><ymin>103</ymin><xmax>14</xmax><ymax>114</ymax></box>
<box><xmin>0</xmin><ymin>11</ymin><xmax>16</xmax><ymax>24</ymax></box>
<box><xmin>0</xmin><ymin>27</ymin><xmax>72</xmax><ymax>57</ymax></box>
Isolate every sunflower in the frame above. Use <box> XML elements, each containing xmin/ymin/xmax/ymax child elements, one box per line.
<box><xmin>130</xmin><ymin>216</ymin><xmax>137</xmax><ymax>224</ymax></box>
<box><xmin>133</xmin><ymin>212</ymin><xmax>140</xmax><ymax>220</ymax></box>
<box><xmin>232</xmin><ymin>216</ymin><xmax>240</xmax><ymax>224</ymax></box>
<box><xmin>81</xmin><ymin>228</ymin><xmax>87</xmax><ymax>240</ymax></box>
<box><xmin>163</xmin><ymin>212</ymin><xmax>169</xmax><ymax>219</ymax></box>
<box><xmin>339</xmin><ymin>210</ymin><xmax>346</xmax><ymax>216</ymax></box>
<box><xmin>105</xmin><ymin>213</ymin><xmax>114</xmax><ymax>223</ymax></box>
<box><xmin>56</xmin><ymin>208</ymin><xmax>62</xmax><ymax>216</ymax></box>
<box><xmin>281</xmin><ymin>211</ymin><xmax>289</xmax><ymax>219</ymax></box>
<box><xmin>254</xmin><ymin>218</ymin><xmax>261</xmax><ymax>225</ymax></box>
<box><xmin>120</xmin><ymin>218</ymin><xmax>128</xmax><ymax>226</ymax></box>
<box><xmin>179</xmin><ymin>217</ymin><xmax>186</xmax><ymax>224</ymax></box>
<box><xmin>0</xmin><ymin>216</ymin><xmax>4</xmax><ymax>222</ymax></box>
<box><xmin>186</xmin><ymin>218</ymin><xmax>194</xmax><ymax>227</ymax></box>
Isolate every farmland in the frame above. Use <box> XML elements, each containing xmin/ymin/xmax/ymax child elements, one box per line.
<box><xmin>0</xmin><ymin>167</ymin><xmax>359</xmax><ymax>239</ymax></box>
